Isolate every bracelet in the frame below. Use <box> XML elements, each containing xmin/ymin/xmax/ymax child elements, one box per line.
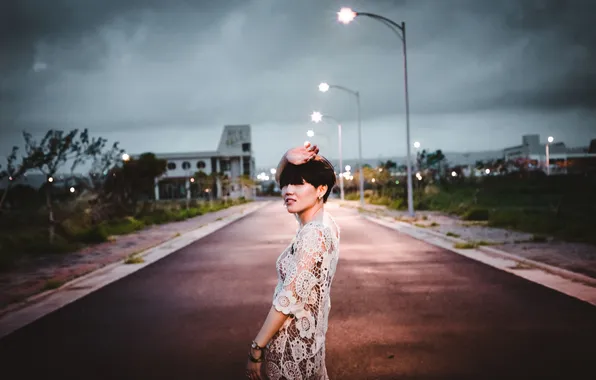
<box><xmin>251</xmin><ymin>340</ymin><xmax>265</xmax><ymax>351</ymax></box>
<box><xmin>248</xmin><ymin>352</ymin><xmax>264</xmax><ymax>363</ymax></box>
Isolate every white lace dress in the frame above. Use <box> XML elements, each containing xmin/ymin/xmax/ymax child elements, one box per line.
<box><xmin>265</xmin><ymin>217</ymin><xmax>340</xmax><ymax>380</ymax></box>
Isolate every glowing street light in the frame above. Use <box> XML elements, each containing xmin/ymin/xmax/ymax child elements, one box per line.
<box><xmin>414</xmin><ymin>141</ymin><xmax>420</xmax><ymax>149</ymax></box>
<box><xmin>336</xmin><ymin>7</ymin><xmax>415</xmax><ymax>216</ymax></box>
<box><xmin>311</xmin><ymin>111</ymin><xmax>323</xmax><ymax>123</ymax></box>
<box><xmin>122</xmin><ymin>153</ymin><xmax>130</xmax><ymax>162</ymax></box>
<box><xmin>317</xmin><ymin>83</ymin><xmax>363</xmax><ymax>206</ymax></box>
<box><xmin>546</xmin><ymin>136</ymin><xmax>554</xmax><ymax>175</ymax></box>
<box><xmin>309</xmin><ymin>111</ymin><xmax>346</xmax><ymax>201</ymax></box>
<box><xmin>270</xmin><ymin>168</ymin><xmax>277</xmax><ymax>175</ymax></box>
<box><xmin>69</xmin><ymin>187</ymin><xmax>75</xmax><ymax>193</ymax></box>
<box><xmin>48</xmin><ymin>176</ymin><xmax>54</xmax><ymax>183</ymax></box>
<box><xmin>451</xmin><ymin>171</ymin><xmax>457</xmax><ymax>177</ymax></box>
<box><xmin>485</xmin><ymin>168</ymin><xmax>491</xmax><ymax>175</ymax></box>
<box><xmin>337</xmin><ymin>7</ymin><xmax>357</xmax><ymax>24</ymax></box>
<box><xmin>318</xmin><ymin>82</ymin><xmax>330</xmax><ymax>92</ymax></box>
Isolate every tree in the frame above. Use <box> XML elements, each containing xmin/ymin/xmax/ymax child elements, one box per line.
<box><xmin>89</xmin><ymin>142</ymin><xmax>125</xmax><ymax>190</ymax></box>
<box><xmin>24</xmin><ymin>129</ymin><xmax>106</xmax><ymax>243</ymax></box>
<box><xmin>103</xmin><ymin>153</ymin><xmax>167</xmax><ymax>213</ymax></box>
<box><xmin>0</xmin><ymin>146</ymin><xmax>31</xmax><ymax>211</ymax></box>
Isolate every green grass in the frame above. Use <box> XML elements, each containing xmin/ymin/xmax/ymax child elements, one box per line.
<box><xmin>446</xmin><ymin>232</ymin><xmax>461</xmax><ymax>238</ymax></box>
<box><xmin>43</xmin><ymin>279</ymin><xmax>65</xmax><ymax>291</ymax></box>
<box><xmin>454</xmin><ymin>242</ymin><xmax>477</xmax><ymax>249</ymax></box>
<box><xmin>343</xmin><ymin>175</ymin><xmax>596</xmax><ymax>245</ymax></box>
<box><xmin>0</xmin><ymin>198</ymin><xmax>252</xmax><ymax>272</ymax></box>
<box><xmin>124</xmin><ymin>255</ymin><xmax>145</xmax><ymax>264</ymax></box>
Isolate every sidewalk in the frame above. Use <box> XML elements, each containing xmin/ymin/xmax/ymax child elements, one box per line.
<box><xmin>0</xmin><ymin>201</ymin><xmax>265</xmax><ymax>315</ymax></box>
<box><xmin>336</xmin><ymin>200</ymin><xmax>596</xmax><ymax>282</ymax></box>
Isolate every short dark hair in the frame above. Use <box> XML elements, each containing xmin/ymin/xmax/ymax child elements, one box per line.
<box><xmin>279</xmin><ymin>156</ymin><xmax>337</xmax><ymax>203</ymax></box>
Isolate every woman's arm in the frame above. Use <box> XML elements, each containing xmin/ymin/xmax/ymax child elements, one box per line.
<box><xmin>251</xmin><ymin>306</ymin><xmax>290</xmax><ymax>357</ymax></box>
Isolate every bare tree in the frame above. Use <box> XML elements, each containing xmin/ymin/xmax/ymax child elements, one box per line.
<box><xmin>24</xmin><ymin>129</ymin><xmax>106</xmax><ymax>243</ymax></box>
<box><xmin>0</xmin><ymin>146</ymin><xmax>31</xmax><ymax>210</ymax></box>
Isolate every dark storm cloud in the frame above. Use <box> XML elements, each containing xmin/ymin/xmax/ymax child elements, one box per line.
<box><xmin>0</xmin><ymin>0</ymin><xmax>594</xmax><ymax>152</ymax></box>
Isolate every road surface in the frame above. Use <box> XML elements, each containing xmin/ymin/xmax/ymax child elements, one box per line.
<box><xmin>1</xmin><ymin>202</ymin><xmax>595</xmax><ymax>379</ymax></box>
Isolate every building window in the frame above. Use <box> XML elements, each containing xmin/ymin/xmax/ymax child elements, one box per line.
<box><xmin>242</xmin><ymin>143</ymin><xmax>251</xmax><ymax>153</ymax></box>
<box><xmin>167</xmin><ymin>162</ymin><xmax>177</xmax><ymax>170</ymax></box>
<box><xmin>196</xmin><ymin>161</ymin><xmax>206</xmax><ymax>169</ymax></box>
<box><xmin>182</xmin><ymin>161</ymin><xmax>191</xmax><ymax>170</ymax></box>
<box><xmin>220</xmin><ymin>160</ymin><xmax>231</xmax><ymax>171</ymax></box>
<box><xmin>243</xmin><ymin>158</ymin><xmax>251</xmax><ymax>176</ymax></box>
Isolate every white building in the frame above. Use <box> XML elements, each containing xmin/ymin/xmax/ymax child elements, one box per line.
<box><xmin>135</xmin><ymin>124</ymin><xmax>256</xmax><ymax>201</ymax></box>
<box><xmin>503</xmin><ymin>134</ymin><xmax>596</xmax><ymax>174</ymax></box>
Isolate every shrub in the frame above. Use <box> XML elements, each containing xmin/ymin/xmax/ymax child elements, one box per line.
<box><xmin>463</xmin><ymin>208</ymin><xmax>490</xmax><ymax>221</ymax></box>
<box><xmin>76</xmin><ymin>225</ymin><xmax>109</xmax><ymax>243</ymax></box>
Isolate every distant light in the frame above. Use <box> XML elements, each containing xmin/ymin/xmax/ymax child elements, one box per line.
<box><xmin>337</xmin><ymin>8</ymin><xmax>357</xmax><ymax>24</ymax></box>
<box><xmin>48</xmin><ymin>177</ymin><xmax>54</xmax><ymax>183</ymax></box>
<box><xmin>69</xmin><ymin>187</ymin><xmax>75</xmax><ymax>193</ymax></box>
<box><xmin>122</xmin><ymin>153</ymin><xmax>130</xmax><ymax>161</ymax></box>
<box><xmin>378</xmin><ymin>168</ymin><xmax>383</xmax><ymax>172</ymax></box>
<box><xmin>547</xmin><ymin>136</ymin><xmax>554</xmax><ymax>143</ymax></box>
<box><xmin>485</xmin><ymin>168</ymin><xmax>491</xmax><ymax>174</ymax></box>
<box><xmin>270</xmin><ymin>168</ymin><xmax>276</xmax><ymax>174</ymax></box>
<box><xmin>307</xmin><ymin>130</ymin><xmax>315</xmax><ymax>138</ymax></box>
<box><xmin>8</xmin><ymin>176</ymin><xmax>13</xmax><ymax>181</ymax></box>
<box><xmin>395</xmin><ymin>180</ymin><xmax>400</xmax><ymax>184</ymax></box>
<box><xmin>371</xmin><ymin>178</ymin><xmax>376</xmax><ymax>183</ymax></box>
<box><xmin>414</xmin><ymin>141</ymin><xmax>421</xmax><ymax>149</ymax></box>
<box><xmin>318</xmin><ymin>83</ymin><xmax>330</xmax><ymax>93</ymax></box>
<box><xmin>311</xmin><ymin>111</ymin><xmax>323</xmax><ymax>123</ymax></box>
<box><xmin>190</xmin><ymin>178</ymin><xmax>195</xmax><ymax>183</ymax></box>
<box><xmin>345</xmin><ymin>165</ymin><xmax>351</xmax><ymax>172</ymax></box>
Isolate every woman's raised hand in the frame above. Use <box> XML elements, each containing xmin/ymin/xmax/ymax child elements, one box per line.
<box><xmin>285</xmin><ymin>142</ymin><xmax>319</xmax><ymax>165</ymax></box>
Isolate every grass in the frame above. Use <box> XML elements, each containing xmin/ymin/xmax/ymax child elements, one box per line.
<box><xmin>350</xmin><ymin>175</ymin><xmax>596</xmax><ymax>245</ymax></box>
<box><xmin>124</xmin><ymin>254</ymin><xmax>145</xmax><ymax>264</ymax></box>
<box><xmin>454</xmin><ymin>240</ymin><xmax>497</xmax><ymax>249</ymax></box>
<box><xmin>43</xmin><ymin>279</ymin><xmax>65</xmax><ymax>291</ymax></box>
<box><xmin>454</xmin><ymin>242</ymin><xmax>477</xmax><ymax>249</ymax></box>
<box><xmin>0</xmin><ymin>198</ymin><xmax>251</xmax><ymax>272</ymax></box>
<box><xmin>446</xmin><ymin>232</ymin><xmax>461</xmax><ymax>238</ymax></box>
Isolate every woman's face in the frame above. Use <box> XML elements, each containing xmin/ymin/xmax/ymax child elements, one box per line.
<box><xmin>282</xmin><ymin>181</ymin><xmax>324</xmax><ymax>214</ymax></box>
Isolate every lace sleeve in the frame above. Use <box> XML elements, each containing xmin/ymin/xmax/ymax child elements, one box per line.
<box><xmin>273</xmin><ymin>224</ymin><xmax>329</xmax><ymax>317</ymax></box>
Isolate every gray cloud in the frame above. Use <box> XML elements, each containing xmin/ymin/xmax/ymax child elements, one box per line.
<box><xmin>1</xmin><ymin>0</ymin><xmax>594</xmax><ymax>167</ymax></box>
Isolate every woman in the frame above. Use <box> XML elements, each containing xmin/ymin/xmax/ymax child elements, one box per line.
<box><xmin>246</xmin><ymin>143</ymin><xmax>340</xmax><ymax>380</ymax></box>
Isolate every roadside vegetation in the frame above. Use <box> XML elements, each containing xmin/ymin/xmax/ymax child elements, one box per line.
<box><xmin>0</xmin><ymin>128</ymin><xmax>253</xmax><ymax>271</ymax></box>
<box><xmin>341</xmin><ymin>152</ymin><xmax>596</xmax><ymax>245</ymax></box>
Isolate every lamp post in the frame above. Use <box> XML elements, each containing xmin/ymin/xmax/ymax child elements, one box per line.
<box><xmin>311</xmin><ymin>112</ymin><xmax>345</xmax><ymax>201</ymax></box>
<box><xmin>318</xmin><ymin>83</ymin><xmax>363</xmax><ymax>206</ymax></box>
<box><xmin>337</xmin><ymin>7</ymin><xmax>414</xmax><ymax>216</ymax></box>
<box><xmin>546</xmin><ymin>136</ymin><xmax>554</xmax><ymax>175</ymax></box>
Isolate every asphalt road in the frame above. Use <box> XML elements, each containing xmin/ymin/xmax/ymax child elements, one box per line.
<box><xmin>1</xmin><ymin>202</ymin><xmax>596</xmax><ymax>379</ymax></box>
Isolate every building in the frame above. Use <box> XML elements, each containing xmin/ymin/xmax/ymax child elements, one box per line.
<box><xmin>138</xmin><ymin>124</ymin><xmax>256</xmax><ymax>201</ymax></box>
<box><xmin>503</xmin><ymin>134</ymin><xmax>596</xmax><ymax>174</ymax></box>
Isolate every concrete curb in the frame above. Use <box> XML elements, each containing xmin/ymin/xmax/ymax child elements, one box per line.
<box><xmin>361</xmin><ymin>213</ymin><xmax>596</xmax><ymax>307</ymax></box>
<box><xmin>0</xmin><ymin>201</ymin><xmax>271</xmax><ymax>339</ymax></box>
<box><xmin>391</xmin><ymin>217</ymin><xmax>596</xmax><ymax>288</ymax></box>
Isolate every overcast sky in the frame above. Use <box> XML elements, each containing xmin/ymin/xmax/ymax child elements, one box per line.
<box><xmin>1</xmin><ymin>0</ymin><xmax>595</xmax><ymax>168</ymax></box>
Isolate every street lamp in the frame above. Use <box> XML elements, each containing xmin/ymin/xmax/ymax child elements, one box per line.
<box><xmin>414</xmin><ymin>141</ymin><xmax>420</xmax><ymax>149</ymax></box>
<box><xmin>337</xmin><ymin>7</ymin><xmax>415</xmax><ymax>217</ymax></box>
<box><xmin>311</xmin><ymin>112</ymin><xmax>346</xmax><ymax>201</ymax></box>
<box><xmin>546</xmin><ymin>136</ymin><xmax>554</xmax><ymax>176</ymax></box>
<box><xmin>122</xmin><ymin>153</ymin><xmax>130</xmax><ymax>162</ymax></box>
<box><xmin>318</xmin><ymin>83</ymin><xmax>363</xmax><ymax>206</ymax></box>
